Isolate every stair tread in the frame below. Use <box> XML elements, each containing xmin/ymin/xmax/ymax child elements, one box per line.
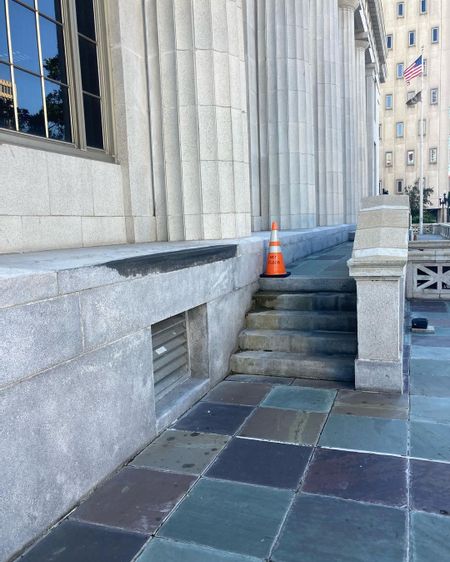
<box><xmin>240</xmin><ymin>328</ymin><xmax>356</xmax><ymax>339</ymax></box>
<box><xmin>232</xmin><ymin>350</ymin><xmax>355</xmax><ymax>362</ymax></box>
<box><xmin>247</xmin><ymin>309</ymin><xmax>356</xmax><ymax>316</ymax></box>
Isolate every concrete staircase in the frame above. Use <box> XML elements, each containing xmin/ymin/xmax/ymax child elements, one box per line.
<box><xmin>230</xmin><ymin>274</ymin><xmax>357</xmax><ymax>383</ymax></box>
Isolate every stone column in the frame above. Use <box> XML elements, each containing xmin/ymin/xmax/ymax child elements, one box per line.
<box><xmin>355</xmin><ymin>36</ymin><xmax>369</xmax><ymax>202</ymax></box>
<box><xmin>365</xmin><ymin>63</ymin><xmax>377</xmax><ymax>196</ymax></box>
<box><xmin>312</xmin><ymin>0</ymin><xmax>344</xmax><ymax>225</ymax></box>
<box><xmin>338</xmin><ymin>0</ymin><xmax>359</xmax><ymax>224</ymax></box>
<box><xmin>252</xmin><ymin>0</ymin><xmax>316</xmax><ymax>230</ymax></box>
<box><xmin>145</xmin><ymin>0</ymin><xmax>251</xmax><ymax>241</ymax></box>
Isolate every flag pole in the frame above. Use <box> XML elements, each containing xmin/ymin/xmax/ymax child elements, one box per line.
<box><xmin>419</xmin><ymin>47</ymin><xmax>424</xmax><ymax>236</ymax></box>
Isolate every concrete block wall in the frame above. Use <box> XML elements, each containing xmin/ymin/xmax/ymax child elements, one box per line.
<box><xmin>0</xmin><ymin>224</ymin><xmax>351</xmax><ymax>561</ymax></box>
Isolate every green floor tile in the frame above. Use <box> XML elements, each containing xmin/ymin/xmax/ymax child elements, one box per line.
<box><xmin>319</xmin><ymin>414</ymin><xmax>407</xmax><ymax>455</ymax></box>
<box><xmin>411</xmin><ymin>511</ymin><xmax>450</xmax><ymax>562</ymax></box>
<box><xmin>410</xmin><ymin>396</ymin><xmax>450</xmax><ymax>424</ymax></box>
<box><xmin>272</xmin><ymin>494</ymin><xmax>406</xmax><ymax>562</ymax></box>
<box><xmin>410</xmin><ymin>421</ymin><xmax>450</xmax><ymax>462</ymax></box>
<box><xmin>158</xmin><ymin>478</ymin><xmax>292</xmax><ymax>559</ymax></box>
<box><xmin>137</xmin><ymin>538</ymin><xmax>262</xmax><ymax>562</ymax></box>
<box><xmin>262</xmin><ymin>386</ymin><xmax>336</xmax><ymax>413</ymax></box>
<box><xmin>131</xmin><ymin>430</ymin><xmax>229</xmax><ymax>475</ymax></box>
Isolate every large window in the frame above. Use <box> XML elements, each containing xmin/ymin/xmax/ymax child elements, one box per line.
<box><xmin>0</xmin><ymin>0</ymin><xmax>110</xmax><ymax>153</ymax></box>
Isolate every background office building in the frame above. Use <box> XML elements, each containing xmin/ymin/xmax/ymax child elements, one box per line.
<box><xmin>379</xmin><ymin>0</ymin><xmax>450</xmax><ymax>215</ymax></box>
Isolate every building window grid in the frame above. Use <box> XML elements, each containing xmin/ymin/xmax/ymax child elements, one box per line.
<box><xmin>408</xmin><ymin>31</ymin><xmax>415</xmax><ymax>47</ymax></box>
<box><xmin>0</xmin><ymin>0</ymin><xmax>109</xmax><ymax>153</ymax></box>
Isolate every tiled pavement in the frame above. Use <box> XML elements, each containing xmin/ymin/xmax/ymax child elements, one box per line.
<box><xmin>17</xmin><ymin>301</ymin><xmax>450</xmax><ymax>561</ymax></box>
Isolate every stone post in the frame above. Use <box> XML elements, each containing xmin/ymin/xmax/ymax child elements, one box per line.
<box><xmin>338</xmin><ymin>0</ymin><xmax>359</xmax><ymax>224</ymax></box>
<box><xmin>347</xmin><ymin>195</ymin><xmax>410</xmax><ymax>393</ymax></box>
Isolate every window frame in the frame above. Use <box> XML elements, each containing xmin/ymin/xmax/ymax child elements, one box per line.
<box><xmin>431</xmin><ymin>27</ymin><xmax>439</xmax><ymax>43</ymax></box>
<box><xmin>0</xmin><ymin>0</ymin><xmax>114</xmax><ymax>161</ymax></box>
<box><xmin>408</xmin><ymin>31</ymin><xmax>416</xmax><ymax>47</ymax></box>
<box><xmin>396</xmin><ymin>179</ymin><xmax>404</xmax><ymax>193</ymax></box>
<box><xmin>386</xmin><ymin>34</ymin><xmax>393</xmax><ymax>50</ymax></box>
<box><xmin>430</xmin><ymin>88</ymin><xmax>439</xmax><ymax>105</ymax></box>
<box><xmin>429</xmin><ymin>147</ymin><xmax>438</xmax><ymax>164</ymax></box>
<box><xmin>397</xmin><ymin>2</ymin><xmax>405</xmax><ymax>17</ymax></box>
<box><xmin>420</xmin><ymin>0</ymin><xmax>427</xmax><ymax>14</ymax></box>
<box><xmin>385</xmin><ymin>94</ymin><xmax>393</xmax><ymax>110</ymax></box>
<box><xmin>418</xmin><ymin>119</ymin><xmax>426</xmax><ymax>137</ymax></box>
<box><xmin>385</xmin><ymin>151</ymin><xmax>393</xmax><ymax>167</ymax></box>
<box><xmin>396</xmin><ymin>63</ymin><xmax>404</xmax><ymax>79</ymax></box>
<box><xmin>396</xmin><ymin>121</ymin><xmax>404</xmax><ymax>138</ymax></box>
<box><xmin>423</xmin><ymin>58</ymin><xmax>428</xmax><ymax>76</ymax></box>
<box><xmin>407</xmin><ymin>150</ymin><xmax>415</xmax><ymax>166</ymax></box>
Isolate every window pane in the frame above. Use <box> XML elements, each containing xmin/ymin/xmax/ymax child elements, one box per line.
<box><xmin>78</xmin><ymin>37</ymin><xmax>99</xmax><ymax>95</ymax></box>
<box><xmin>40</xmin><ymin>16</ymin><xmax>67</xmax><ymax>83</ymax></box>
<box><xmin>15</xmin><ymin>68</ymin><xmax>45</xmax><ymax>136</ymax></box>
<box><xmin>75</xmin><ymin>0</ymin><xmax>95</xmax><ymax>40</ymax></box>
<box><xmin>0</xmin><ymin>62</ymin><xmax>15</xmax><ymax>129</ymax></box>
<box><xmin>9</xmin><ymin>1</ymin><xmax>40</xmax><ymax>73</ymax></box>
<box><xmin>38</xmin><ymin>0</ymin><xmax>62</xmax><ymax>22</ymax></box>
<box><xmin>0</xmin><ymin>0</ymin><xmax>8</xmax><ymax>62</ymax></box>
<box><xmin>45</xmin><ymin>79</ymin><xmax>71</xmax><ymax>141</ymax></box>
<box><xmin>83</xmin><ymin>93</ymin><xmax>102</xmax><ymax>148</ymax></box>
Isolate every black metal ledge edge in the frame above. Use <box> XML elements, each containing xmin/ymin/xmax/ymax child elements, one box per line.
<box><xmin>102</xmin><ymin>244</ymin><xmax>238</xmax><ymax>278</ymax></box>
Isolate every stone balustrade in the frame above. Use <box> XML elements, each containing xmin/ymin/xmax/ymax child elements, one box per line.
<box><xmin>347</xmin><ymin>195</ymin><xmax>410</xmax><ymax>393</ymax></box>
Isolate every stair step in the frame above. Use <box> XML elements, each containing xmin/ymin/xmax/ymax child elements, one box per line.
<box><xmin>230</xmin><ymin>351</ymin><xmax>354</xmax><ymax>382</ymax></box>
<box><xmin>253</xmin><ymin>291</ymin><xmax>356</xmax><ymax>312</ymax></box>
<box><xmin>259</xmin><ymin>276</ymin><xmax>355</xmax><ymax>293</ymax></box>
<box><xmin>246</xmin><ymin>309</ymin><xmax>357</xmax><ymax>332</ymax></box>
<box><xmin>239</xmin><ymin>329</ymin><xmax>357</xmax><ymax>355</ymax></box>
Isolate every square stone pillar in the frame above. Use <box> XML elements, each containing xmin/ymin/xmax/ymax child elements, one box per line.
<box><xmin>348</xmin><ymin>195</ymin><xmax>410</xmax><ymax>393</ymax></box>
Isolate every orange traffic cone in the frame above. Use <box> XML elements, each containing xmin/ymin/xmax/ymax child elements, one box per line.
<box><xmin>260</xmin><ymin>222</ymin><xmax>291</xmax><ymax>278</ymax></box>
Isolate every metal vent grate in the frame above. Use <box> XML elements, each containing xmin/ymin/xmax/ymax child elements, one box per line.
<box><xmin>152</xmin><ymin>313</ymin><xmax>189</xmax><ymax>399</ymax></box>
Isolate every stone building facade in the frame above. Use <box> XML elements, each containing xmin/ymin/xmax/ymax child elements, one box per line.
<box><xmin>379</xmin><ymin>0</ymin><xmax>450</xmax><ymax>210</ymax></box>
<box><xmin>0</xmin><ymin>0</ymin><xmax>386</xmax><ymax>254</ymax></box>
<box><xmin>0</xmin><ymin>1</ymin><xmax>387</xmax><ymax>560</ymax></box>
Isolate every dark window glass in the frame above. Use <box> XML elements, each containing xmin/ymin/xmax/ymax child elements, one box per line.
<box><xmin>75</xmin><ymin>0</ymin><xmax>95</xmax><ymax>39</ymax></box>
<box><xmin>9</xmin><ymin>1</ymin><xmax>40</xmax><ymax>73</ymax></box>
<box><xmin>0</xmin><ymin>0</ymin><xmax>8</xmax><ymax>62</ymax></box>
<box><xmin>45</xmin><ymin>78</ymin><xmax>71</xmax><ymax>141</ymax></box>
<box><xmin>78</xmin><ymin>36</ymin><xmax>99</xmax><ymax>95</ymax></box>
<box><xmin>0</xmin><ymin>62</ymin><xmax>14</xmax><ymax>129</ymax></box>
<box><xmin>15</xmin><ymin>68</ymin><xmax>45</xmax><ymax>136</ymax></box>
<box><xmin>38</xmin><ymin>0</ymin><xmax>62</xmax><ymax>22</ymax></box>
<box><xmin>83</xmin><ymin>93</ymin><xmax>102</xmax><ymax>148</ymax></box>
<box><xmin>40</xmin><ymin>16</ymin><xmax>67</xmax><ymax>83</ymax></box>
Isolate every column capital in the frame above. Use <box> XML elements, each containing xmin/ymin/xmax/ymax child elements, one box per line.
<box><xmin>338</xmin><ymin>0</ymin><xmax>359</xmax><ymax>10</ymax></box>
<box><xmin>355</xmin><ymin>38</ymin><xmax>370</xmax><ymax>50</ymax></box>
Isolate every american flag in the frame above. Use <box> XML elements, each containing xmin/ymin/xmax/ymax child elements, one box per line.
<box><xmin>404</xmin><ymin>55</ymin><xmax>423</xmax><ymax>85</ymax></box>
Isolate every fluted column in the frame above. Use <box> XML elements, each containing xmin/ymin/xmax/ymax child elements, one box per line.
<box><xmin>145</xmin><ymin>0</ymin><xmax>251</xmax><ymax>241</ymax></box>
<box><xmin>355</xmin><ymin>37</ymin><xmax>369</xmax><ymax>203</ymax></box>
<box><xmin>312</xmin><ymin>0</ymin><xmax>344</xmax><ymax>225</ymax></box>
<box><xmin>254</xmin><ymin>0</ymin><xmax>316</xmax><ymax>230</ymax></box>
<box><xmin>365</xmin><ymin>63</ymin><xmax>377</xmax><ymax>196</ymax></box>
<box><xmin>338</xmin><ymin>0</ymin><xmax>359</xmax><ymax>223</ymax></box>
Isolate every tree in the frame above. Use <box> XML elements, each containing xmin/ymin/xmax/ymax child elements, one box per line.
<box><xmin>404</xmin><ymin>180</ymin><xmax>434</xmax><ymax>223</ymax></box>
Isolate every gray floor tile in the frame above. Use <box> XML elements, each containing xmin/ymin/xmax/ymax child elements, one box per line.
<box><xmin>131</xmin><ymin>430</ymin><xmax>229</xmax><ymax>475</ymax></box>
<box><xmin>201</xmin><ymin>381</ymin><xmax>271</xmax><ymax>406</ymax></box>
<box><xmin>206</xmin><ymin>437</ymin><xmax>311</xmax><ymax>489</ymax></box>
<box><xmin>262</xmin><ymin>386</ymin><xmax>336</xmax><ymax>413</ymax></box>
<box><xmin>411</xmin><ymin>373</ymin><xmax>450</xmax><ymax>397</ymax></box>
<box><xmin>319</xmin><ymin>414</ymin><xmax>407</xmax><ymax>455</ymax></box>
<box><xmin>410</xmin><ymin>421</ymin><xmax>450</xmax><ymax>462</ymax></box>
<box><xmin>137</xmin><ymin>538</ymin><xmax>262</xmax><ymax>562</ymax></box>
<box><xmin>411</xmin><ymin>511</ymin><xmax>450</xmax><ymax>562</ymax></box>
<box><xmin>272</xmin><ymin>494</ymin><xmax>406</xmax><ymax>562</ymax></box>
<box><xmin>410</xmin><ymin>358</ymin><xmax>450</xmax><ymax>378</ymax></box>
<box><xmin>410</xmin><ymin>396</ymin><xmax>450</xmax><ymax>424</ymax></box>
<box><xmin>158</xmin><ymin>478</ymin><xmax>293</xmax><ymax>559</ymax></box>
<box><xmin>291</xmin><ymin>379</ymin><xmax>354</xmax><ymax>390</ymax></box>
<box><xmin>303</xmin><ymin>449</ymin><xmax>407</xmax><ymax>507</ymax></box>
<box><xmin>332</xmin><ymin>390</ymin><xmax>408</xmax><ymax>419</ymax></box>
<box><xmin>411</xmin><ymin>346</ymin><xmax>450</xmax><ymax>360</ymax></box>
<box><xmin>410</xmin><ymin>459</ymin><xmax>450</xmax><ymax>515</ymax></box>
<box><xmin>70</xmin><ymin>467</ymin><xmax>195</xmax><ymax>535</ymax></box>
<box><xmin>19</xmin><ymin>521</ymin><xmax>147</xmax><ymax>562</ymax></box>
<box><xmin>239</xmin><ymin>407</ymin><xmax>326</xmax><ymax>446</ymax></box>
<box><xmin>172</xmin><ymin>402</ymin><xmax>254</xmax><ymax>435</ymax></box>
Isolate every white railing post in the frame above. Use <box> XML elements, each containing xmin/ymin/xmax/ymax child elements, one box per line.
<box><xmin>348</xmin><ymin>195</ymin><xmax>410</xmax><ymax>393</ymax></box>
